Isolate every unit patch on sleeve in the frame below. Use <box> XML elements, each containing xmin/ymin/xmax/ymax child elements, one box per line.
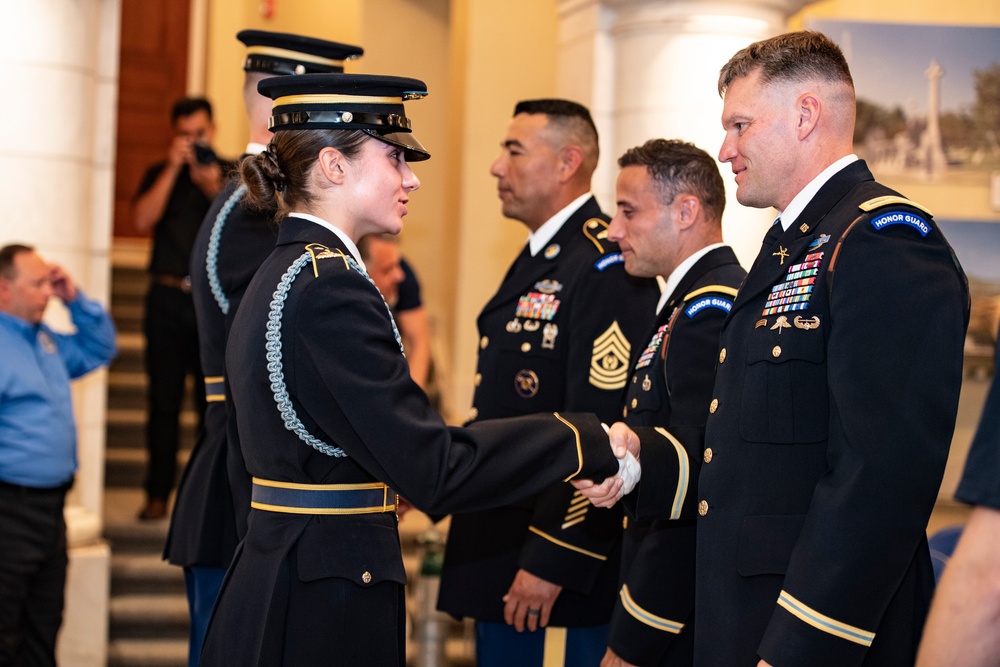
<box><xmin>589</xmin><ymin>320</ymin><xmax>631</xmax><ymax>390</ymax></box>
<box><xmin>685</xmin><ymin>296</ymin><xmax>733</xmax><ymax>318</ymax></box>
<box><xmin>870</xmin><ymin>211</ymin><xmax>931</xmax><ymax>237</ymax></box>
<box><xmin>594</xmin><ymin>252</ymin><xmax>624</xmax><ymax>272</ymax></box>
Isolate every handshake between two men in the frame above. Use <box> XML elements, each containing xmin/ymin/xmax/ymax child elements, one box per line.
<box><xmin>577</xmin><ymin>422</ymin><xmax>642</xmax><ymax>508</ymax></box>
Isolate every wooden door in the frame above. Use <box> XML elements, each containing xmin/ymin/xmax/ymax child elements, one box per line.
<box><xmin>113</xmin><ymin>0</ymin><xmax>191</xmax><ymax>238</ymax></box>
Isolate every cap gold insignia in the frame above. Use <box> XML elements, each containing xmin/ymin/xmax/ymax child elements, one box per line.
<box><xmin>770</xmin><ymin>315</ymin><xmax>791</xmax><ymax>332</ymax></box>
<box><xmin>544</xmin><ymin>244</ymin><xmax>561</xmax><ymax>259</ymax></box>
<box><xmin>515</xmin><ymin>369</ymin><xmax>540</xmax><ymax>398</ymax></box>
<box><xmin>755</xmin><ymin>318</ymin><xmax>767</xmax><ymax>329</ymax></box>
<box><xmin>772</xmin><ymin>245</ymin><xmax>789</xmax><ymax>265</ymax></box>
<box><xmin>589</xmin><ymin>320</ymin><xmax>630</xmax><ymax>390</ymax></box>
<box><xmin>793</xmin><ymin>315</ymin><xmax>820</xmax><ymax>330</ymax></box>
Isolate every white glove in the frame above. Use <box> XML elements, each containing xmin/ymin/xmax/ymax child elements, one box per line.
<box><xmin>616</xmin><ymin>450</ymin><xmax>640</xmax><ymax>496</ymax></box>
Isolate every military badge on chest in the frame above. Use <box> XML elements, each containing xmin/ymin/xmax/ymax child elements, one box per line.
<box><xmin>506</xmin><ymin>280</ymin><xmax>563</xmax><ymax>344</ymax></box>
<box><xmin>635</xmin><ymin>324</ymin><xmax>668</xmax><ymax>371</ymax></box>
<box><xmin>762</xmin><ymin>251</ymin><xmax>825</xmax><ymax>316</ymax></box>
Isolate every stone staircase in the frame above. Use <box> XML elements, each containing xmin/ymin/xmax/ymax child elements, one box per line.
<box><xmin>104</xmin><ymin>264</ymin><xmax>192</xmax><ymax>667</ymax></box>
<box><xmin>102</xmin><ymin>253</ymin><xmax>474</xmax><ymax>666</ymax></box>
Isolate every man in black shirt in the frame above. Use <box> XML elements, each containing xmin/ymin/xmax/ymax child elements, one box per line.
<box><xmin>133</xmin><ymin>97</ymin><xmax>226</xmax><ymax>520</ymax></box>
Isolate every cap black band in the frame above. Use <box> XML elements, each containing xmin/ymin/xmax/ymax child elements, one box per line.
<box><xmin>243</xmin><ymin>54</ymin><xmax>345</xmax><ymax>75</ymax></box>
<box><xmin>269</xmin><ymin>110</ymin><xmax>412</xmax><ymax>131</ymax></box>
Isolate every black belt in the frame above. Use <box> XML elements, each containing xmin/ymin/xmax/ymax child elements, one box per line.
<box><xmin>205</xmin><ymin>376</ymin><xmax>225</xmax><ymax>402</ymax></box>
<box><xmin>0</xmin><ymin>478</ymin><xmax>73</xmax><ymax>495</ymax></box>
<box><xmin>251</xmin><ymin>478</ymin><xmax>397</xmax><ymax>515</ymax></box>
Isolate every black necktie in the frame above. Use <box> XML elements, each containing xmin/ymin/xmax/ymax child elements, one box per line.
<box><xmin>751</xmin><ymin>219</ymin><xmax>783</xmax><ymax>270</ymax></box>
<box><xmin>762</xmin><ymin>219</ymin><xmax>783</xmax><ymax>248</ymax></box>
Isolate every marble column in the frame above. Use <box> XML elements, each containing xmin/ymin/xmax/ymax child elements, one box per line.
<box><xmin>0</xmin><ymin>2</ymin><xmax>121</xmax><ymax>665</ymax></box>
<box><xmin>556</xmin><ymin>0</ymin><xmax>815</xmax><ymax>267</ymax></box>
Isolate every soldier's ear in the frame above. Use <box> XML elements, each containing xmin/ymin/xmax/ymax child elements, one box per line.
<box><xmin>316</xmin><ymin>146</ymin><xmax>346</xmax><ymax>185</ymax></box>
<box><xmin>676</xmin><ymin>194</ymin><xmax>700</xmax><ymax>230</ymax></box>
<box><xmin>557</xmin><ymin>145</ymin><xmax>584</xmax><ymax>183</ymax></box>
<box><xmin>796</xmin><ymin>92</ymin><xmax>821</xmax><ymax>141</ymax></box>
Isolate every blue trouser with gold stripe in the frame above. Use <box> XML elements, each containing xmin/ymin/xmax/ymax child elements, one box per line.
<box><xmin>476</xmin><ymin>620</ymin><xmax>609</xmax><ymax>667</ymax></box>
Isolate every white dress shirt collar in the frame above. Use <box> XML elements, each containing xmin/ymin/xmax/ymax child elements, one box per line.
<box><xmin>245</xmin><ymin>142</ymin><xmax>268</xmax><ymax>155</ymax></box>
<box><xmin>527</xmin><ymin>192</ymin><xmax>594</xmax><ymax>257</ymax></box>
<box><xmin>776</xmin><ymin>154</ymin><xmax>858</xmax><ymax>230</ymax></box>
<box><xmin>656</xmin><ymin>243</ymin><xmax>726</xmax><ymax>315</ymax></box>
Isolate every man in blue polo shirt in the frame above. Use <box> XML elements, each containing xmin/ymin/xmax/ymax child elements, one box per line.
<box><xmin>0</xmin><ymin>243</ymin><xmax>116</xmax><ymax>666</ymax></box>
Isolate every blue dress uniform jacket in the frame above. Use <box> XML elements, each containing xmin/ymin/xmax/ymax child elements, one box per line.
<box><xmin>438</xmin><ymin>196</ymin><xmax>661</xmax><ymax>627</ymax></box>
<box><xmin>165</xmin><ymin>176</ymin><xmax>278</xmax><ymax>568</ymax></box>
<box><xmin>611</xmin><ymin>246</ymin><xmax>745</xmax><ymax>666</ymax></box>
<box><xmin>694</xmin><ymin>160</ymin><xmax>969</xmax><ymax>667</ymax></box>
<box><xmin>199</xmin><ymin>216</ymin><xmax>621</xmax><ymax>667</ymax></box>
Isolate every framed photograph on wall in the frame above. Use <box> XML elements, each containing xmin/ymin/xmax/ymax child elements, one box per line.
<box><xmin>808</xmin><ymin>19</ymin><xmax>1000</xmax><ymax>372</ymax></box>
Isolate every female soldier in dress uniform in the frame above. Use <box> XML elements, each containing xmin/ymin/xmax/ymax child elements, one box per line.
<box><xmin>197</xmin><ymin>73</ymin><xmax>631</xmax><ymax>666</ymax></box>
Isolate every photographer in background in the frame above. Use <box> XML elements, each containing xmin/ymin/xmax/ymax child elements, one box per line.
<box><xmin>133</xmin><ymin>97</ymin><xmax>230</xmax><ymax>520</ymax></box>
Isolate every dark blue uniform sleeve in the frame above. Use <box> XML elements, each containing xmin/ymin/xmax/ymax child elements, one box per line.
<box><xmin>291</xmin><ymin>268</ymin><xmax>620</xmax><ymax>515</ymax></box>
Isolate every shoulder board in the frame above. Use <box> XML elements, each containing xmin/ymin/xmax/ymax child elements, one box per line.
<box><xmin>859</xmin><ymin>195</ymin><xmax>932</xmax><ymax>216</ymax></box>
<box><xmin>304</xmin><ymin>243</ymin><xmax>350</xmax><ymax>277</ymax></box>
<box><xmin>582</xmin><ymin>218</ymin><xmax>610</xmax><ymax>253</ymax></box>
<box><xmin>682</xmin><ymin>284</ymin><xmax>738</xmax><ymax>318</ymax></box>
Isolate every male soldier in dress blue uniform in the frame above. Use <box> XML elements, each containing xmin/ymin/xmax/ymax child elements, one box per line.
<box><xmin>580</xmin><ymin>31</ymin><xmax>969</xmax><ymax>667</ymax></box>
<box><xmin>602</xmin><ymin>139</ymin><xmax>745</xmax><ymax>667</ymax></box>
<box><xmin>437</xmin><ymin>100</ymin><xmax>660</xmax><ymax>666</ymax></box>
<box><xmin>163</xmin><ymin>30</ymin><xmax>363</xmax><ymax>667</ymax></box>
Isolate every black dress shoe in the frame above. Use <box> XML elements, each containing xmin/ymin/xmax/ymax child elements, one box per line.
<box><xmin>138</xmin><ymin>498</ymin><xmax>168</xmax><ymax>520</ymax></box>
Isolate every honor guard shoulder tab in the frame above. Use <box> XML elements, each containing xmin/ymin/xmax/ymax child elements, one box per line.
<box><xmin>860</xmin><ymin>197</ymin><xmax>933</xmax><ymax>239</ymax></box>
<box><xmin>682</xmin><ymin>284</ymin><xmax>738</xmax><ymax>318</ymax></box>
<box><xmin>583</xmin><ymin>218</ymin><xmax>627</xmax><ymax>272</ymax></box>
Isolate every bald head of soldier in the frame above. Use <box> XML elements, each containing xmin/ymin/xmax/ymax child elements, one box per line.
<box><xmin>608</xmin><ymin>139</ymin><xmax>725</xmax><ymax>279</ymax></box>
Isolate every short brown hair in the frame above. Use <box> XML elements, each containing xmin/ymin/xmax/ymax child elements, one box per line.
<box><xmin>0</xmin><ymin>244</ymin><xmax>33</xmax><ymax>280</ymax></box>
<box><xmin>718</xmin><ymin>30</ymin><xmax>853</xmax><ymax>96</ymax></box>
<box><xmin>618</xmin><ymin>139</ymin><xmax>726</xmax><ymax>224</ymax></box>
